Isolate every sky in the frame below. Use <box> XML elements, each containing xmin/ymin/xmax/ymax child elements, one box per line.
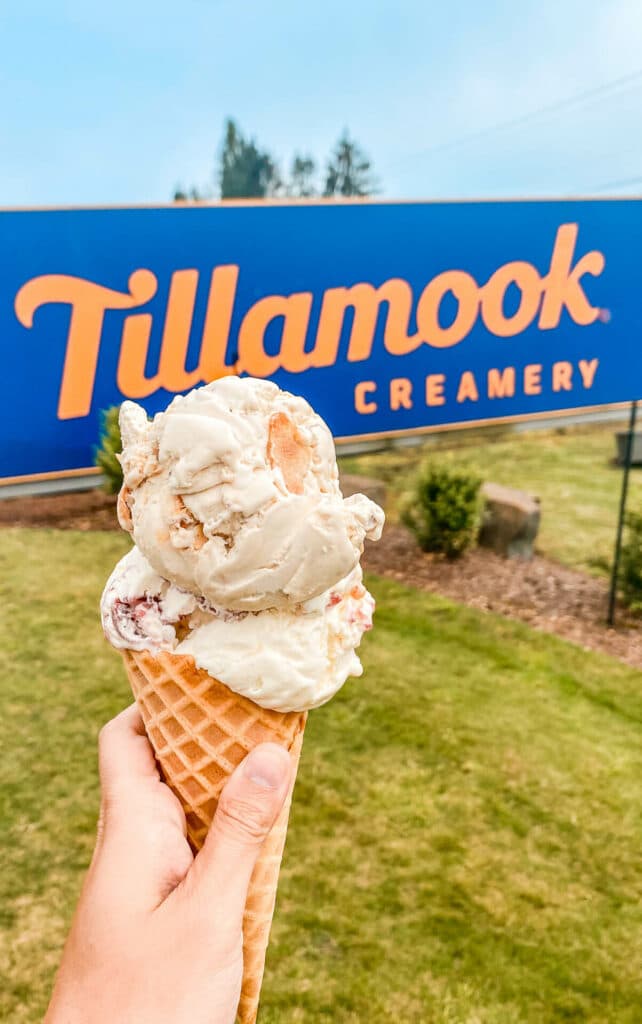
<box><xmin>2</xmin><ymin>0</ymin><xmax>642</xmax><ymax>206</ymax></box>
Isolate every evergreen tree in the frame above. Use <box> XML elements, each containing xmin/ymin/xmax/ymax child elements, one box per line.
<box><xmin>324</xmin><ymin>130</ymin><xmax>376</xmax><ymax>197</ymax></box>
<box><xmin>219</xmin><ymin>118</ymin><xmax>281</xmax><ymax>199</ymax></box>
<box><xmin>173</xmin><ymin>185</ymin><xmax>206</xmax><ymax>202</ymax></box>
<box><xmin>288</xmin><ymin>153</ymin><xmax>317</xmax><ymax>197</ymax></box>
<box><xmin>172</xmin><ymin>122</ymin><xmax>380</xmax><ymax>202</ymax></box>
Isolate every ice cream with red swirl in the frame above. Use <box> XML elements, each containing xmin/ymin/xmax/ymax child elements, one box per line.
<box><xmin>101</xmin><ymin>376</ymin><xmax>383</xmax><ymax>713</ymax></box>
<box><xmin>102</xmin><ymin>545</ymin><xmax>374</xmax><ymax>712</ymax></box>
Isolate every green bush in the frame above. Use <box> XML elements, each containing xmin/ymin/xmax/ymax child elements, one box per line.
<box><xmin>401</xmin><ymin>463</ymin><xmax>481</xmax><ymax>558</ymax></box>
<box><xmin>620</xmin><ymin>511</ymin><xmax>642</xmax><ymax>614</ymax></box>
<box><xmin>94</xmin><ymin>406</ymin><xmax>123</xmax><ymax>494</ymax></box>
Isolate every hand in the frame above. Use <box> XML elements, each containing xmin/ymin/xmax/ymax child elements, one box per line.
<box><xmin>45</xmin><ymin>704</ymin><xmax>293</xmax><ymax>1024</ymax></box>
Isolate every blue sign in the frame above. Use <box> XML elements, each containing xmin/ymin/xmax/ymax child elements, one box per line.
<box><xmin>1</xmin><ymin>199</ymin><xmax>639</xmax><ymax>484</ymax></box>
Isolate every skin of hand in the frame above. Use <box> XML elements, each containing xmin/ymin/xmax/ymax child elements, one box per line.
<box><xmin>44</xmin><ymin>704</ymin><xmax>293</xmax><ymax>1024</ymax></box>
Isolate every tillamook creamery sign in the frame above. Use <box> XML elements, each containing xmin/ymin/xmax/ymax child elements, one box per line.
<box><xmin>0</xmin><ymin>199</ymin><xmax>635</xmax><ymax>483</ymax></box>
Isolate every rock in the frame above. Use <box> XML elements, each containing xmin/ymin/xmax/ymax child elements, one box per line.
<box><xmin>615</xmin><ymin>431</ymin><xmax>642</xmax><ymax>466</ymax></box>
<box><xmin>339</xmin><ymin>473</ymin><xmax>387</xmax><ymax>510</ymax></box>
<box><xmin>479</xmin><ymin>482</ymin><xmax>540</xmax><ymax>559</ymax></box>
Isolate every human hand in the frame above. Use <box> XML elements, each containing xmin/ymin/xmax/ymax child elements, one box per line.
<box><xmin>44</xmin><ymin>704</ymin><xmax>293</xmax><ymax>1024</ymax></box>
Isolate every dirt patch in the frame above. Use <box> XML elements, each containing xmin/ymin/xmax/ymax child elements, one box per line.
<box><xmin>2</xmin><ymin>488</ymin><xmax>641</xmax><ymax>670</ymax></box>
<box><xmin>0</xmin><ymin>489</ymin><xmax>118</xmax><ymax>531</ymax></box>
<box><xmin>363</xmin><ymin>525</ymin><xmax>642</xmax><ymax>671</ymax></box>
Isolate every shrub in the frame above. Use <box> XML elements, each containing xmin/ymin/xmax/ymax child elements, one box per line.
<box><xmin>620</xmin><ymin>511</ymin><xmax>642</xmax><ymax>614</ymax></box>
<box><xmin>94</xmin><ymin>406</ymin><xmax>123</xmax><ymax>494</ymax></box>
<box><xmin>401</xmin><ymin>463</ymin><xmax>481</xmax><ymax>559</ymax></box>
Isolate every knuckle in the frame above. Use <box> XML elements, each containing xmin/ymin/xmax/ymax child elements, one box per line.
<box><xmin>217</xmin><ymin>792</ymin><xmax>273</xmax><ymax>844</ymax></box>
<box><xmin>98</xmin><ymin>708</ymin><xmax>130</xmax><ymax>757</ymax></box>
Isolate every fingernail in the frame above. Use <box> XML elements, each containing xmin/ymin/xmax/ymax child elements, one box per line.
<box><xmin>244</xmin><ymin>744</ymin><xmax>290</xmax><ymax>790</ymax></box>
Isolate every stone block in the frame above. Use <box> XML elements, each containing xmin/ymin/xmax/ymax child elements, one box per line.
<box><xmin>615</xmin><ymin>432</ymin><xmax>642</xmax><ymax>466</ymax></box>
<box><xmin>479</xmin><ymin>482</ymin><xmax>540</xmax><ymax>559</ymax></box>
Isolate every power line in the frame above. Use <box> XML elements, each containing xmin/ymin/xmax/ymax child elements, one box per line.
<box><xmin>586</xmin><ymin>173</ymin><xmax>642</xmax><ymax>193</ymax></box>
<box><xmin>387</xmin><ymin>68</ymin><xmax>642</xmax><ymax>174</ymax></box>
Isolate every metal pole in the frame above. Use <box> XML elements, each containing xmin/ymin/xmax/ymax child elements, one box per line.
<box><xmin>607</xmin><ymin>400</ymin><xmax>638</xmax><ymax>626</ymax></box>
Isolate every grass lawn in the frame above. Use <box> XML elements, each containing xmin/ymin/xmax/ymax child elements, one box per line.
<box><xmin>2</xmin><ymin>527</ymin><xmax>642</xmax><ymax>1022</ymax></box>
<box><xmin>339</xmin><ymin>422</ymin><xmax>642</xmax><ymax>575</ymax></box>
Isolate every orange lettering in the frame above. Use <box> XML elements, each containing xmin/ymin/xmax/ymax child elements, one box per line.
<box><xmin>198</xmin><ymin>265</ymin><xmax>239</xmax><ymax>380</ymax></box>
<box><xmin>117</xmin><ymin>313</ymin><xmax>159</xmax><ymax>399</ymax></box>
<box><xmin>119</xmin><ymin>270</ymin><xmax>201</xmax><ymax>399</ymax></box>
<box><xmin>355</xmin><ymin>381</ymin><xmax>377</xmax><ymax>414</ymax></box>
<box><xmin>426</xmin><ymin>373</ymin><xmax>446</xmax><ymax>406</ymax></box>
<box><xmin>390</xmin><ymin>377</ymin><xmax>413</xmax><ymax>410</ymax></box>
<box><xmin>488</xmin><ymin>367</ymin><xmax>516</xmax><ymax>399</ymax></box>
<box><xmin>552</xmin><ymin>361</ymin><xmax>573</xmax><ymax>391</ymax></box>
<box><xmin>416</xmin><ymin>271</ymin><xmax>478</xmax><ymax>349</ymax></box>
<box><xmin>481</xmin><ymin>261</ymin><xmax>541</xmax><ymax>337</ymax></box>
<box><xmin>457</xmin><ymin>370</ymin><xmax>479</xmax><ymax>403</ymax></box>
<box><xmin>157</xmin><ymin>270</ymin><xmax>200</xmax><ymax>388</ymax></box>
<box><xmin>237</xmin><ymin>292</ymin><xmax>313</xmax><ymax>377</ymax></box>
<box><xmin>15</xmin><ymin>221</ymin><xmax>608</xmax><ymax>427</ymax></box>
<box><xmin>524</xmin><ymin>363</ymin><xmax>542</xmax><ymax>396</ymax></box>
<box><xmin>539</xmin><ymin>224</ymin><xmax>605</xmax><ymax>329</ymax></box>
<box><xmin>578</xmin><ymin>358</ymin><xmax>599</xmax><ymax>388</ymax></box>
<box><xmin>15</xmin><ymin>270</ymin><xmax>157</xmax><ymax>419</ymax></box>
<box><xmin>315</xmin><ymin>280</ymin><xmax>419</xmax><ymax>365</ymax></box>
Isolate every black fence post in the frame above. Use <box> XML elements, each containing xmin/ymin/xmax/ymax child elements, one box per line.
<box><xmin>607</xmin><ymin>400</ymin><xmax>639</xmax><ymax>627</ymax></box>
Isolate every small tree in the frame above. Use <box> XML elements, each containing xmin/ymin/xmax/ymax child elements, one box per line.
<box><xmin>288</xmin><ymin>153</ymin><xmax>317</xmax><ymax>197</ymax></box>
<box><xmin>324</xmin><ymin>130</ymin><xmax>376</xmax><ymax>197</ymax></box>
<box><xmin>95</xmin><ymin>407</ymin><xmax>123</xmax><ymax>494</ymax></box>
<box><xmin>401</xmin><ymin>464</ymin><xmax>481</xmax><ymax>559</ymax></box>
<box><xmin>174</xmin><ymin>185</ymin><xmax>206</xmax><ymax>202</ymax></box>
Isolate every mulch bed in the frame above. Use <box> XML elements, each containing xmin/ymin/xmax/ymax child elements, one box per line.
<box><xmin>362</xmin><ymin>525</ymin><xmax>642</xmax><ymax>671</ymax></box>
<box><xmin>2</xmin><ymin>488</ymin><xmax>641</xmax><ymax>671</ymax></box>
<box><xmin>0</xmin><ymin>489</ymin><xmax>118</xmax><ymax>531</ymax></box>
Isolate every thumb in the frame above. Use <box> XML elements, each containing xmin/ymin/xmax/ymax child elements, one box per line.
<box><xmin>184</xmin><ymin>743</ymin><xmax>293</xmax><ymax>929</ymax></box>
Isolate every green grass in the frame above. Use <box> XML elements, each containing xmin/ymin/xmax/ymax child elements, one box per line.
<box><xmin>340</xmin><ymin>422</ymin><xmax>642</xmax><ymax>574</ymax></box>
<box><xmin>2</xmin><ymin>528</ymin><xmax>642</xmax><ymax>1022</ymax></box>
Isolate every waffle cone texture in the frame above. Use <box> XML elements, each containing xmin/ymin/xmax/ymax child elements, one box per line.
<box><xmin>121</xmin><ymin>648</ymin><xmax>307</xmax><ymax>1024</ymax></box>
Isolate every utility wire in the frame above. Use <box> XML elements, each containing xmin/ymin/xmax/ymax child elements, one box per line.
<box><xmin>586</xmin><ymin>173</ymin><xmax>642</xmax><ymax>193</ymax></box>
<box><xmin>386</xmin><ymin>68</ymin><xmax>642</xmax><ymax>174</ymax></box>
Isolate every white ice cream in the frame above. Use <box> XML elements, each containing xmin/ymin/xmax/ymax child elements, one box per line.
<box><xmin>101</xmin><ymin>545</ymin><xmax>375</xmax><ymax>712</ymax></box>
<box><xmin>117</xmin><ymin>377</ymin><xmax>383</xmax><ymax>612</ymax></box>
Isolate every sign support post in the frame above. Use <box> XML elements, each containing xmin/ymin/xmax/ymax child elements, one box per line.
<box><xmin>607</xmin><ymin>400</ymin><xmax>638</xmax><ymax>627</ymax></box>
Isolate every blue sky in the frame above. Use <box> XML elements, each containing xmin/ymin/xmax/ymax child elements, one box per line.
<box><xmin>2</xmin><ymin>0</ymin><xmax>642</xmax><ymax>205</ymax></box>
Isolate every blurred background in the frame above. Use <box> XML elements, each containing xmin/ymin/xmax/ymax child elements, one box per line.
<box><xmin>2</xmin><ymin>4</ymin><xmax>642</xmax><ymax>1023</ymax></box>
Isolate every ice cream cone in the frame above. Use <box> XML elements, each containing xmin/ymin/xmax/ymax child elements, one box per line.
<box><xmin>121</xmin><ymin>648</ymin><xmax>307</xmax><ymax>1024</ymax></box>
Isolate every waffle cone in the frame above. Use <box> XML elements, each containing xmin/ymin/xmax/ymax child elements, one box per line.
<box><xmin>121</xmin><ymin>648</ymin><xmax>307</xmax><ymax>1024</ymax></box>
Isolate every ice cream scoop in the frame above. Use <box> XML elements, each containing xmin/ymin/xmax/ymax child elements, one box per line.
<box><xmin>117</xmin><ymin>376</ymin><xmax>383</xmax><ymax>612</ymax></box>
<box><xmin>101</xmin><ymin>545</ymin><xmax>375</xmax><ymax>712</ymax></box>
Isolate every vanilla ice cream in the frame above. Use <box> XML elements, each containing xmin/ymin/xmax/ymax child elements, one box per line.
<box><xmin>102</xmin><ymin>376</ymin><xmax>384</xmax><ymax>713</ymax></box>
<box><xmin>101</xmin><ymin>545</ymin><xmax>375</xmax><ymax>712</ymax></box>
<box><xmin>117</xmin><ymin>376</ymin><xmax>383</xmax><ymax>611</ymax></box>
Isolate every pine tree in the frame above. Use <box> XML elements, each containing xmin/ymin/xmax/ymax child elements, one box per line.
<box><xmin>174</xmin><ymin>185</ymin><xmax>206</xmax><ymax>202</ymax></box>
<box><xmin>288</xmin><ymin>154</ymin><xmax>317</xmax><ymax>197</ymax></box>
<box><xmin>219</xmin><ymin>119</ymin><xmax>281</xmax><ymax>199</ymax></box>
<box><xmin>324</xmin><ymin>131</ymin><xmax>376</xmax><ymax>197</ymax></box>
<box><xmin>172</xmin><ymin>123</ymin><xmax>380</xmax><ymax>202</ymax></box>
